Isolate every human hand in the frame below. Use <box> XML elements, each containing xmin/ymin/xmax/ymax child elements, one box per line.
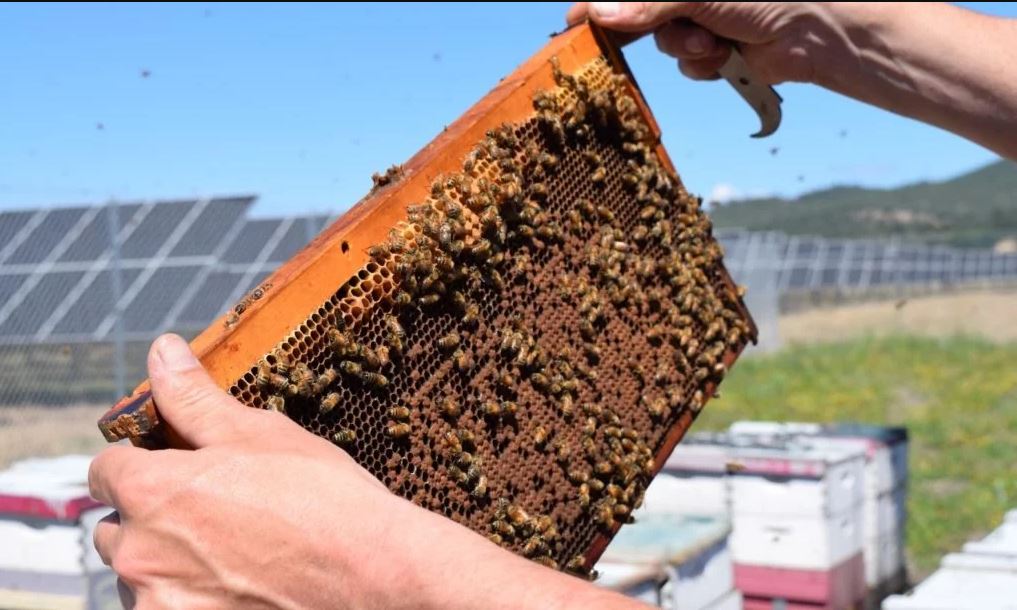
<box><xmin>566</xmin><ymin>2</ymin><xmax>830</xmax><ymax>84</ymax></box>
<box><xmin>89</xmin><ymin>334</ymin><xmax>646</xmax><ymax>609</ymax></box>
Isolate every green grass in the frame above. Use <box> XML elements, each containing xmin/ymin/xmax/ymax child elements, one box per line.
<box><xmin>695</xmin><ymin>335</ymin><xmax>1017</xmax><ymax>574</ymax></box>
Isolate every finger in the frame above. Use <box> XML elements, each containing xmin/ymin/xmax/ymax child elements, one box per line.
<box><xmin>654</xmin><ymin>20</ymin><xmax>719</xmax><ymax>60</ymax></box>
<box><xmin>93</xmin><ymin>511</ymin><xmax>121</xmax><ymax>567</ymax></box>
<box><xmin>678</xmin><ymin>55</ymin><xmax>730</xmax><ymax>81</ymax></box>
<box><xmin>89</xmin><ymin>444</ymin><xmax>146</xmax><ymax>508</ymax></box>
<box><xmin>565</xmin><ymin>2</ymin><xmax>588</xmax><ymax>26</ymax></box>
<box><xmin>148</xmin><ymin>334</ymin><xmax>253</xmax><ymax>448</ymax></box>
<box><xmin>586</xmin><ymin>2</ymin><xmax>700</xmax><ymax>33</ymax></box>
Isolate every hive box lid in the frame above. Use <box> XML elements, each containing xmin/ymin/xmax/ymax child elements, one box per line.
<box><xmin>0</xmin><ymin>455</ymin><xmax>102</xmax><ymax>522</ymax></box>
<box><xmin>599</xmin><ymin>513</ymin><xmax>731</xmax><ymax>565</ymax></box>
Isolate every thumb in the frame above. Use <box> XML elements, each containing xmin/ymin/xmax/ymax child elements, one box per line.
<box><xmin>148</xmin><ymin>333</ymin><xmax>254</xmax><ymax>448</ymax></box>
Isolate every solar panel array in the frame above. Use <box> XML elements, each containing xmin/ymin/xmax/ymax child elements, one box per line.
<box><xmin>718</xmin><ymin>229</ymin><xmax>1017</xmax><ymax>293</ymax></box>
<box><xmin>1</xmin><ymin>199</ymin><xmax>1014</xmax><ymax>348</ymax></box>
<box><xmin>0</xmin><ymin>197</ymin><xmax>335</xmax><ymax>346</ymax></box>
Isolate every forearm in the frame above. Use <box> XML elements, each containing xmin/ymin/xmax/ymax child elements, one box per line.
<box><xmin>353</xmin><ymin>495</ymin><xmax>648</xmax><ymax>610</ymax></box>
<box><xmin>813</xmin><ymin>3</ymin><xmax>1017</xmax><ymax>159</ymax></box>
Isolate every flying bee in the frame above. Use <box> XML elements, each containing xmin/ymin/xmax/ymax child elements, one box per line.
<box><xmin>388</xmin><ymin>405</ymin><xmax>411</xmax><ymax>421</ymax></box>
<box><xmin>359</xmin><ymin>371</ymin><xmax>389</xmax><ymax>389</ymax></box>
<box><xmin>439</xmin><ymin>396</ymin><xmax>461</xmax><ymax>418</ymax></box>
<box><xmin>452</xmin><ymin>349</ymin><xmax>473</xmax><ymax>372</ymax></box>
<box><xmin>266</xmin><ymin>395</ymin><xmax>286</xmax><ymax>413</ymax></box>
<box><xmin>332</xmin><ymin>429</ymin><xmax>356</xmax><ymax>445</ymax></box>
<box><xmin>320</xmin><ymin>392</ymin><xmax>341</xmax><ymax>414</ymax></box>
<box><xmin>532</xmin><ymin>425</ymin><xmax>548</xmax><ymax>447</ymax></box>
<box><xmin>386</xmin><ymin>422</ymin><xmax>411</xmax><ymax>439</ymax></box>
<box><xmin>590</xmin><ymin>166</ymin><xmax>607</xmax><ymax>184</ymax></box>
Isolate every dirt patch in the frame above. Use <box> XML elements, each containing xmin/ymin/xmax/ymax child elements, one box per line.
<box><xmin>780</xmin><ymin>289</ymin><xmax>1017</xmax><ymax>345</ymax></box>
<box><xmin>0</xmin><ymin>404</ymin><xmax>108</xmax><ymax>468</ymax></box>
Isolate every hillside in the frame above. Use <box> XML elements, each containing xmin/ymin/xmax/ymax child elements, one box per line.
<box><xmin>710</xmin><ymin>160</ymin><xmax>1017</xmax><ymax>247</ymax></box>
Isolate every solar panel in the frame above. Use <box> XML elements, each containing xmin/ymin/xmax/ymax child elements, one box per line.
<box><xmin>121</xmin><ymin>201</ymin><xmax>197</xmax><ymax>259</ymax></box>
<box><xmin>58</xmin><ymin>204</ymin><xmax>142</xmax><ymax>262</ymax></box>
<box><xmin>0</xmin><ymin>211</ymin><xmax>37</xmax><ymax>259</ymax></box>
<box><xmin>266</xmin><ymin>221</ymin><xmax>308</xmax><ymax>262</ymax></box>
<box><xmin>168</xmin><ymin>197</ymin><xmax>252</xmax><ymax>258</ymax></box>
<box><xmin>0</xmin><ymin>272</ymin><xmax>82</xmax><ymax>337</ymax></box>
<box><xmin>50</xmin><ymin>269</ymin><xmax>143</xmax><ymax>337</ymax></box>
<box><xmin>0</xmin><ymin>274</ymin><xmax>28</xmax><ymax>304</ymax></box>
<box><xmin>221</xmin><ymin>219</ymin><xmax>283</xmax><ymax>263</ymax></box>
<box><xmin>5</xmin><ymin>208</ymin><xmax>87</xmax><ymax>264</ymax></box>
<box><xmin>121</xmin><ymin>266</ymin><xmax>203</xmax><ymax>333</ymax></box>
<box><xmin>175</xmin><ymin>271</ymin><xmax>247</xmax><ymax>326</ymax></box>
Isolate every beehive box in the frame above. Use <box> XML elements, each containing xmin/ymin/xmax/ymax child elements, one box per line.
<box><xmin>98</xmin><ymin>23</ymin><xmax>756</xmax><ymax>575</ymax></box>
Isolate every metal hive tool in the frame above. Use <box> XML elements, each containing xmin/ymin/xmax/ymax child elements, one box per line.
<box><xmin>98</xmin><ymin>23</ymin><xmax>757</xmax><ymax>576</ymax></box>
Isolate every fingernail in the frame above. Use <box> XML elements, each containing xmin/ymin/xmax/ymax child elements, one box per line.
<box><xmin>591</xmin><ymin>2</ymin><xmax>620</xmax><ymax>18</ymax></box>
<box><xmin>685</xmin><ymin>33</ymin><xmax>706</xmax><ymax>55</ymax></box>
<box><xmin>155</xmin><ymin>334</ymin><xmax>199</xmax><ymax>372</ymax></box>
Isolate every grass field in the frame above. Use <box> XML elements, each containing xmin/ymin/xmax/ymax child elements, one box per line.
<box><xmin>696</xmin><ymin>334</ymin><xmax>1017</xmax><ymax>575</ymax></box>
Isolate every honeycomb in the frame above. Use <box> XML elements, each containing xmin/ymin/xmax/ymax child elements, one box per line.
<box><xmin>220</xmin><ymin>56</ymin><xmax>755</xmax><ymax>576</ymax></box>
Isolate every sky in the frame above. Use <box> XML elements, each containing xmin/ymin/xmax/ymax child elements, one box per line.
<box><xmin>0</xmin><ymin>2</ymin><xmax>1014</xmax><ymax>217</ymax></box>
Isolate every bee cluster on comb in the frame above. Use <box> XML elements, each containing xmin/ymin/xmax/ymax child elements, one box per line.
<box><xmin>224</xmin><ymin>54</ymin><xmax>753</xmax><ymax>576</ymax></box>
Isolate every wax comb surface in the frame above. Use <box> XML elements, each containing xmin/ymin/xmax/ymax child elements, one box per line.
<box><xmin>99</xmin><ymin>24</ymin><xmax>756</xmax><ymax>575</ymax></box>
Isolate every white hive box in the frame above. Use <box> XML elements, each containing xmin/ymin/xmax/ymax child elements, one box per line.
<box><xmin>595</xmin><ymin>562</ymin><xmax>663</xmax><ymax>606</ymax></box>
<box><xmin>597</xmin><ymin>514</ymin><xmax>736</xmax><ymax>610</ymax></box>
<box><xmin>881</xmin><ymin>566</ymin><xmax>1017</xmax><ymax>609</ymax></box>
<box><xmin>0</xmin><ymin>455</ymin><xmax>114</xmax><ymax>610</ymax></box>
<box><xmin>640</xmin><ymin>443</ymin><xmax>732</xmax><ymax>518</ymax></box>
<box><xmin>962</xmin><ymin>510</ymin><xmax>1017</xmax><ymax>559</ymax></box>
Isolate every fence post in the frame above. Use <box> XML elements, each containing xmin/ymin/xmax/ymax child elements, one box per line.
<box><xmin>104</xmin><ymin>201</ymin><xmax>126</xmax><ymax>400</ymax></box>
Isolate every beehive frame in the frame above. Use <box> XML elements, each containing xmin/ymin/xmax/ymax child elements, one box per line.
<box><xmin>99</xmin><ymin>23</ymin><xmax>756</xmax><ymax>574</ymax></box>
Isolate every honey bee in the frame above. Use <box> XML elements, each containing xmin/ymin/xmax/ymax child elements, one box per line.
<box><xmin>314</xmin><ymin>368</ymin><xmax>338</xmax><ymax>393</ymax></box>
<box><xmin>386</xmin><ymin>422</ymin><xmax>411</xmax><ymax>439</ymax></box>
<box><xmin>359</xmin><ymin>371</ymin><xmax>389</xmax><ymax>389</ymax></box>
<box><xmin>320</xmin><ymin>392</ymin><xmax>341</xmax><ymax>414</ymax></box>
<box><xmin>339</xmin><ymin>360</ymin><xmax>362</xmax><ymax>376</ymax></box>
<box><xmin>613</xmin><ymin>503</ymin><xmax>631</xmax><ymax>519</ymax></box>
<box><xmin>367</xmin><ymin>244</ymin><xmax>389</xmax><ymax>262</ymax></box>
<box><xmin>329</xmin><ymin>328</ymin><xmax>356</xmax><ymax>358</ymax></box>
<box><xmin>522</xmin><ymin>536</ymin><xmax>547</xmax><ymax>557</ymax></box>
<box><xmin>578</xmin><ymin>483</ymin><xmax>591</xmax><ymax>509</ymax></box>
<box><xmin>538</xmin><ymin>151</ymin><xmax>559</xmax><ymax>169</ymax></box>
<box><xmin>443</xmin><ymin>430</ymin><xmax>463</xmax><ymax>456</ymax></box>
<box><xmin>393</xmin><ymin>292</ymin><xmax>412</xmax><ymax>307</ymax></box>
<box><xmin>583</xmin><ymin>417</ymin><xmax>597</xmax><ymax>435</ymax></box>
<box><xmin>482</xmin><ymin>400</ymin><xmax>501</xmax><ymax>417</ymax></box>
<box><xmin>332</xmin><ymin>429</ymin><xmax>356</xmax><ymax>445</ymax></box>
<box><xmin>266</xmin><ymin>395</ymin><xmax>286</xmax><ymax>413</ymax></box>
<box><xmin>588</xmin><ymin>478</ymin><xmax>605</xmax><ymax>493</ymax></box>
<box><xmin>448</xmin><ymin>465</ymin><xmax>470</xmax><ymax>486</ymax></box>
<box><xmin>472</xmin><ymin>475</ymin><xmax>488</xmax><ymax>498</ymax></box>
<box><xmin>506</xmin><ymin>504</ymin><xmax>530</xmax><ymax>526</ymax></box>
<box><xmin>590</xmin><ymin>167</ymin><xmax>607</xmax><ymax>184</ymax></box>
<box><xmin>419</xmin><ymin>293</ymin><xmax>441</xmax><ymax>306</ymax></box>
<box><xmin>582</xmin><ymin>343</ymin><xmax>601</xmax><ymax>363</ymax></box>
<box><xmin>457</xmin><ymin>428</ymin><xmax>476</xmax><ymax>447</ymax></box>
<box><xmin>532</xmin><ymin>425</ymin><xmax>548</xmax><ymax>447</ymax></box>
<box><xmin>565</xmin><ymin>555</ymin><xmax>586</xmax><ymax>574</ymax></box>
<box><xmin>488</xmin><ymin>533</ymin><xmax>503</xmax><ymax>545</ymax></box>
<box><xmin>553</xmin><ymin>439</ymin><xmax>570</xmax><ymax>463</ymax></box>
<box><xmin>594</xmin><ymin>461</ymin><xmax>614</xmax><ymax>476</ymax></box>
<box><xmin>437</xmin><ymin>331</ymin><xmax>460</xmax><ymax>352</ymax></box>
<box><xmin>690</xmin><ymin>389</ymin><xmax>705</xmax><ymax>412</ymax></box>
<box><xmin>388</xmin><ymin>405</ymin><xmax>411</xmax><ymax>421</ymax></box>
<box><xmin>462</xmin><ymin>303</ymin><xmax>480</xmax><ymax>327</ymax></box>
<box><xmin>559</xmin><ymin>393</ymin><xmax>575</xmax><ymax>418</ymax></box>
<box><xmin>439</xmin><ymin>396</ymin><xmax>461</xmax><ymax>418</ymax></box>
<box><xmin>452</xmin><ymin>349</ymin><xmax>473</xmax><ymax>372</ymax></box>
<box><xmin>500</xmin><ymin>401</ymin><xmax>518</xmax><ymax>416</ymax></box>
<box><xmin>466</xmin><ymin>462</ymin><xmax>483</xmax><ymax>482</ymax></box>
<box><xmin>568</xmin><ymin>468</ymin><xmax>589</xmax><ymax>484</ymax></box>
<box><xmin>530</xmin><ymin>373</ymin><xmax>550</xmax><ymax>392</ymax></box>
<box><xmin>492</xmin><ymin>520</ymin><xmax>516</xmax><ymax>538</ymax></box>
<box><xmin>255</xmin><ymin>360</ymin><xmax>274</xmax><ymax>388</ymax></box>
<box><xmin>579</xmin><ymin>319</ymin><xmax>596</xmax><ymax>341</ymax></box>
<box><xmin>496</xmin><ymin>370</ymin><xmax>516</xmax><ymax>389</ymax></box>
<box><xmin>594</xmin><ymin>501</ymin><xmax>615</xmax><ymax>527</ymax></box>
<box><xmin>273</xmin><ymin>349</ymin><xmax>292</xmax><ymax>375</ymax></box>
